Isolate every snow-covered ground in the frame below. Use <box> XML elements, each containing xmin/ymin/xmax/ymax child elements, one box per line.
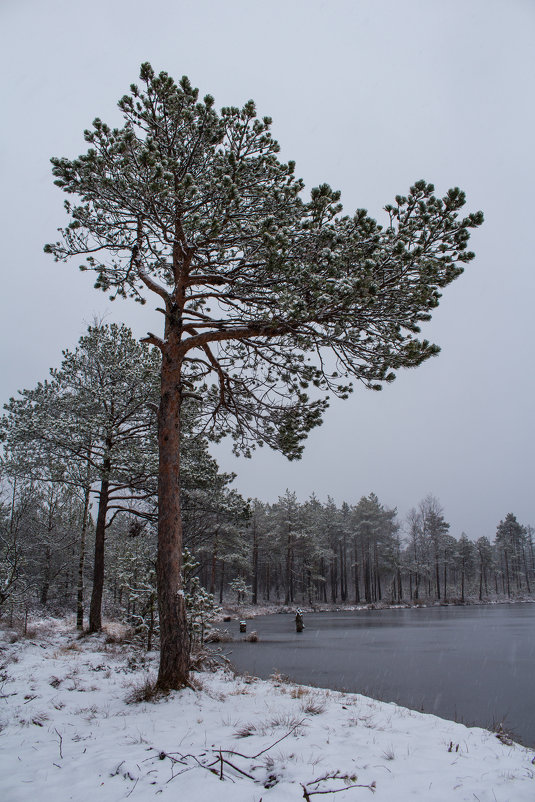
<box><xmin>1</xmin><ymin>619</ymin><xmax>533</xmax><ymax>801</ymax></box>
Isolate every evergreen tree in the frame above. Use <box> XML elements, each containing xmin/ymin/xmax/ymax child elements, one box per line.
<box><xmin>456</xmin><ymin>533</ymin><xmax>475</xmax><ymax>602</ymax></box>
<box><xmin>495</xmin><ymin>513</ymin><xmax>527</xmax><ymax>597</ymax></box>
<box><xmin>475</xmin><ymin>536</ymin><xmax>493</xmax><ymax>600</ymax></box>
<box><xmin>45</xmin><ymin>63</ymin><xmax>483</xmax><ymax>688</ymax></box>
<box><xmin>419</xmin><ymin>495</ymin><xmax>449</xmax><ymax>600</ymax></box>
<box><xmin>352</xmin><ymin>494</ymin><xmax>398</xmax><ymax>604</ymax></box>
<box><xmin>2</xmin><ymin>324</ymin><xmax>160</xmax><ymax>629</ymax></box>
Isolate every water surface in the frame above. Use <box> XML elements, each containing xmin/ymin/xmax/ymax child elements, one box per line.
<box><xmin>219</xmin><ymin>604</ymin><xmax>535</xmax><ymax>747</ymax></box>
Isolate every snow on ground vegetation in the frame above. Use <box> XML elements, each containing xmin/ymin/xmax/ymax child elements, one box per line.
<box><xmin>0</xmin><ymin>618</ymin><xmax>533</xmax><ymax>801</ymax></box>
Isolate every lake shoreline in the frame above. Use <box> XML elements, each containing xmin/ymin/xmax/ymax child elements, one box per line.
<box><xmin>219</xmin><ymin>595</ymin><xmax>535</xmax><ymax>621</ymax></box>
<box><xmin>214</xmin><ymin>604</ymin><xmax>535</xmax><ymax>748</ymax></box>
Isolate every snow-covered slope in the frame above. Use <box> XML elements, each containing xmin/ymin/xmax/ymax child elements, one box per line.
<box><xmin>0</xmin><ymin>619</ymin><xmax>533</xmax><ymax>801</ymax></box>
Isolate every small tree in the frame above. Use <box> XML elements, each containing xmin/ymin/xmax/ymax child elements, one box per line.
<box><xmin>2</xmin><ymin>323</ymin><xmax>159</xmax><ymax>631</ymax></box>
<box><xmin>45</xmin><ymin>64</ymin><xmax>483</xmax><ymax>688</ymax></box>
<box><xmin>183</xmin><ymin>548</ymin><xmax>220</xmax><ymax>645</ymax></box>
<box><xmin>228</xmin><ymin>576</ymin><xmax>250</xmax><ymax>606</ymax></box>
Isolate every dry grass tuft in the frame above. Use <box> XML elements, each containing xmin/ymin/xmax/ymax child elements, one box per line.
<box><xmin>233</xmin><ymin>712</ymin><xmax>306</xmax><ymax>739</ymax></box>
<box><xmin>60</xmin><ymin>642</ymin><xmax>81</xmax><ymax>653</ymax></box>
<box><xmin>234</xmin><ymin>721</ymin><xmax>257</xmax><ymax>738</ymax></box>
<box><xmin>266</xmin><ymin>712</ymin><xmax>305</xmax><ymax>731</ymax></box>
<box><xmin>125</xmin><ymin>673</ymin><xmax>164</xmax><ymax>704</ymax></box>
<box><xmin>300</xmin><ymin>696</ymin><xmax>326</xmax><ymax>716</ymax></box>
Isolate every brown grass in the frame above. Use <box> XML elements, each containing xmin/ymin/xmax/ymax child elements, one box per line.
<box><xmin>124</xmin><ymin>673</ymin><xmax>164</xmax><ymax>704</ymax></box>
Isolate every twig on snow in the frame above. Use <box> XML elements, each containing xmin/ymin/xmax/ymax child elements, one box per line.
<box><xmin>55</xmin><ymin>728</ymin><xmax>63</xmax><ymax>759</ymax></box>
<box><xmin>216</xmin><ymin>718</ymin><xmax>307</xmax><ymax>760</ymax></box>
<box><xmin>301</xmin><ymin>772</ymin><xmax>376</xmax><ymax>799</ymax></box>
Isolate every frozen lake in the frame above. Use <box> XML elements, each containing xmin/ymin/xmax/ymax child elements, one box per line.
<box><xmin>219</xmin><ymin>604</ymin><xmax>535</xmax><ymax>747</ymax></box>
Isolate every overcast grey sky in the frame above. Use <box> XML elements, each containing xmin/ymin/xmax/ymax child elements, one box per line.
<box><xmin>1</xmin><ymin>0</ymin><xmax>534</xmax><ymax>539</ymax></box>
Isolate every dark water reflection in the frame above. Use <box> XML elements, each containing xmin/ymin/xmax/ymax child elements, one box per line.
<box><xmin>218</xmin><ymin>604</ymin><xmax>535</xmax><ymax>747</ymax></box>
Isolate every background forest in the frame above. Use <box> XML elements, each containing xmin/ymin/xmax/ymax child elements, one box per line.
<box><xmin>1</xmin><ymin>324</ymin><xmax>533</xmax><ymax>646</ymax></box>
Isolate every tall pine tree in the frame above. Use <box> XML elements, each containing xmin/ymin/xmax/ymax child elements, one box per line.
<box><xmin>45</xmin><ymin>64</ymin><xmax>483</xmax><ymax>688</ymax></box>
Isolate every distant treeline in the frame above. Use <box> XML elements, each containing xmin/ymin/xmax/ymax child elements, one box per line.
<box><xmin>230</xmin><ymin>493</ymin><xmax>534</xmax><ymax>607</ymax></box>
<box><xmin>1</xmin><ymin>325</ymin><xmax>533</xmax><ymax>640</ymax></box>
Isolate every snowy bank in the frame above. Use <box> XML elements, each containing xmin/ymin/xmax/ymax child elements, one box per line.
<box><xmin>0</xmin><ymin>619</ymin><xmax>533</xmax><ymax>801</ymax></box>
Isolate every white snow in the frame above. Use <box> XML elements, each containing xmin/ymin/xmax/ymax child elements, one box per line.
<box><xmin>0</xmin><ymin>618</ymin><xmax>534</xmax><ymax>801</ymax></box>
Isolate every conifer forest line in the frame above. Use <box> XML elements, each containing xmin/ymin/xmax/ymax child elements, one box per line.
<box><xmin>1</xmin><ymin>324</ymin><xmax>533</xmax><ymax>645</ymax></box>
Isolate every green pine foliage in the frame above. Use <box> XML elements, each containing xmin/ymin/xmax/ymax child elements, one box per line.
<box><xmin>45</xmin><ymin>63</ymin><xmax>484</xmax><ymax>461</ymax></box>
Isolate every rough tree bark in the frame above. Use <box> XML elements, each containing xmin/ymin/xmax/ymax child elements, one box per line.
<box><xmin>252</xmin><ymin>518</ymin><xmax>258</xmax><ymax>605</ymax></box>
<box><xmin>76</xmin><ymin>483</ymin><xmax>91</xmax><ymax>630</ymax></box>
<box><xmin>155</xmin><ymin>346</ymin><xmax>190</xmax><ymax>690</ymax></box>
<box><xmin>89</xmin><ymin>471</ymin><xmax>110</xmax><ymax>632</ymax></box>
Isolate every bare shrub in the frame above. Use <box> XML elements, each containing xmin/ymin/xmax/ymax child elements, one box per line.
<box><xmin>204</xmin><ymin>628</ymin><xmax>233</xmax><ymax>643</ymax></box>
<box><xmin>190</xmin><ymin>646</ymin><xmax>232</xmax><ymax>673</ymax></box>
<box><xmin>493</xmin><ymin>722</ymin><xmax>515</xmax><ymax>746</ymax></box>
<box><xmin>269</xmin><ymin>671</ymin><xmax>291</xmax><ymax>685</ymax></box>
<box><xmin>103</xmin><ymin>624</ymin><xmax>133</xmax><ymax>645</ymax></box>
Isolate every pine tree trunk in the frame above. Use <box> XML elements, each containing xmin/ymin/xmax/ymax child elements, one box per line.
<box><xmin>89</xmin><ymin>472</ymin><xmax>110</xmax><ymax>632</ymax></box>
<box><xmin>147</xmin><ymin>593</ymin><xmax>155</xmax><ymax>652</ymax></box>
<box><xmin>40</xmin><ymin>543</ymin><xmax>52</xmax><ymax>606</ymax></box>
<box><xmin>219</xmin><ymin>560</ymin><xmax>225</xmax><ymax>604</ymax></box>
<box><xmin>156</xmin><ymin>355</ymin><xmax>190</xmax><ymax>690</ymax></box>
<box><xmin>340</xmin><ymin>538</ymin><xmax>347</xmax><ymax>602</ymax></box>
<box><xmin>353</xmin><ymin>538</ymin><xmax>360</xmax><ymax>603</ymax></box>
<box><xmin>40</xmin><ymin>500</ymin><xmax>56</xmax><ymax>606</ymax></box>
<box><xmin>285</xmin><ymin>529</ymin><xmax>293</xmax><ymax>605</ymax></box>
<box><xmin>252</xmin><ymin>519</ymin><xmax>258</xmax><ymax>605</ymax></box>
<box><xmin>307</xmin><ymin>568</ymin><xmax>313</xmax><ymax>606</ymax></box>
<box><xmin>435</xmin><ymin>550</ymin><xmax>441</xmax><ymax>600</ymax></box>
<box><xmin>522</xmin><ymin>545</ymin><xmax>531</xmax><ymax>593</ymax></box>
<box><xmin>362</xmin><ymin>541</ymin><xmax>371</xmax><ymax>604</ymax></box>
<box><xmin>76</xmin><ymin>483</ymin><xmax>91</xmax><ymax>630</ymax></box>
<box><xmin>320</xmin><ymin>557</ymin><xmax>327</xmax><ymax>602</ymax></box>
<box><xmin>374</xmin><ymin>542</ymin><xmax>382</xmax><ymax>601</ymax></box>
<box><xmin>504</xmin><ymin>551</ymin><xmax>511</xmax><ymax>598</ymax></box>
<box><xmin>330</xmin><ymin>553</ymin><xmax>338</xmax><ymax>603</ymax></box>
<box><xmin>210</xmin><ymin>534</ymin><xmax>218</xmax><ymax>596</ymax></box>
